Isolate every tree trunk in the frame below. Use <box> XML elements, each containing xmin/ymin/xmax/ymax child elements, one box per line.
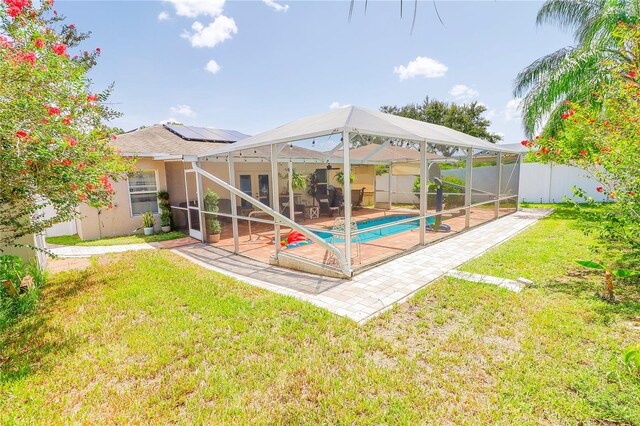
<box><xmin>604</xmin><ymin>270</ymin><xmax>614</xmax><ymax>301</ymax></box>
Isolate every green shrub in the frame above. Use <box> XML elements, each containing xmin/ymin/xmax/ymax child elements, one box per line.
<box><xmin>204</xmin><ymin>189</ymin><xmax>221</xmax><ymax>235</ymax></box>
<box><xmin>412</xmin><ymin>175</ymin><xmax>466</xmax><ymax>208</ymax></box>
<box><xmin>0</xmin><ymin>255</ymin><xmax>46</xmax><ymax>330</ymax></box>
<box><xmin>141</xmin><ymin>211</ymin><xmax>155</xmax><ymax>228</ymax></box>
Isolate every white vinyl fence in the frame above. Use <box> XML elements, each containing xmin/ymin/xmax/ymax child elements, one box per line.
<box><xmin>42</xmin><ymin>204</ymin><xmax>77</xmax><ymax>237</ymax></box>
<box><xmin>375</xmin><ymin>162</ymin><xmax>607</xmax><ymax>205</ymax></box>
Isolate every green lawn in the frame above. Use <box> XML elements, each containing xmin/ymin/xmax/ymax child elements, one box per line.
<box><xmin>46</xmin><ymin>231</ymin><xmax>187</xmax><ymax>246</ymax></box>
<box><xmin>2</xmin><ymin>206</ymin><xmax>639</xmax><ymax>423</ymax></box>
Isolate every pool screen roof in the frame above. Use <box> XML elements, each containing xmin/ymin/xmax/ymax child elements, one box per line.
<box><xmin>201</xmin><ymin>106</ymin><xmax>519</xmax><ymax>157</ymax></box>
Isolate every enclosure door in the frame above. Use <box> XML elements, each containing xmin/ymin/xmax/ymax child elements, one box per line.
<box><xmin>238</xmin><ymin>174</ymin><xmax>270</xmax><ymax>208</ymax></box>
<box><xmin>184</xmin><ymin>170</ymin><xmax>202</xmax><ymax>240</ymax></box>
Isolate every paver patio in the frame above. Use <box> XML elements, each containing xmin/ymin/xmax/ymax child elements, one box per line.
<box><xmin>174</xmin><ymin>208</ymin><xmax>553</xmax><ymax>323</ymax></box>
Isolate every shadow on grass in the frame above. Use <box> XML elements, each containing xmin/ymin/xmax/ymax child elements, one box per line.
<box><xmin>0</xmin><ymin>268</ymin><xmax>104</xmax><ymax>385</ymax></box>
<box><xmin>535</xmin><ymin>267</ymin><xmax>640</xmax><ymax>321</ymax></box>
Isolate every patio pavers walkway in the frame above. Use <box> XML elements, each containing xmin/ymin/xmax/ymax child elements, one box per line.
<box><xmin>173</xmin><ymin>208</ymin><xmax>553</xmax><ymax>323</ymax></box>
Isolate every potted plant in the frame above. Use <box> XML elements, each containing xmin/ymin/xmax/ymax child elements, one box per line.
<box><xmin>335</xmin><ymin>170</ymin><xmax>355</xmax><ymax>187</ymax></box>
<box><xmin>203</xmin><ymin>189</ymin><xmax>222</xmax><ymax>243</ymax></box>
<box><xmin>160</xmin><ymin>209</ymin><xmax>171</xmax><ymax>233</ymax></box>
<box><xmin>141</xmin><ymin>211</ymin><xmax>155</xmax><ymax>236</ymax></box>
<box><xmin>157</xmin><ymin>190</ymin><xmax>172</xmax><ymax>231</ymax></box>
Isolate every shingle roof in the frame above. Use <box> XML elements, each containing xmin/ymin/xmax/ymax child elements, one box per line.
<box><xmin>111</xmin><ymin>125</ymin><xmax>250</xmax><ymax>157</ymax></box>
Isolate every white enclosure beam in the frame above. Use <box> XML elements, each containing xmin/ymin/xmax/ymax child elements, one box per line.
<box><xmin>228</xmin><ymin>155</ymin><xmax>239</xmax><ymax>253</ymax></box>
<box><xmin>419</xmin><ymin>142</ymin><xmax>427</xmax><ymax>245</ymax></box>
<box><xmin>343</xmin><ymin>131</ymin><xmax>352</xmax><ymax>272</ymax></box>
<box><xmin>270</xmin><ymin>145</ymin><xmax>281</xmax><ymax>257</ymax></box>
<box><xmin>288</xmin><ymin>161</ymin><xmax>295</xmax><ymax>222</ymax></box>
<box><xmin>465</xmin><ymin>148</ymin><xmax>473</xmax><ymax>229</ymax></box>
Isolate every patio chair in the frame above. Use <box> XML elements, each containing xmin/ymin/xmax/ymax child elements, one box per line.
<box><xmin>317</xmin><ymin>197</ymin><xmax>340</xmax><ymax>217</ymax></box>
<box><xmin>351</xmin><ymin>187</ymin><xmax>365</xmax><ymax>210</ymax></box>
<box><xmin>325</xmin><ymin>216</ymin><xmax>361</xmax><ymax>265</ymax></box>
<box><xmin>280</xmin><ymin>198</ymin><xmax>305</xmax><ymax>222</ymax></box>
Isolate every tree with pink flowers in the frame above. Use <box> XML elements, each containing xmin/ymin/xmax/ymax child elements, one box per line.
<box><xmin>0</xmin><ymin>0</ymin><xmax>134</xmax><ymax>249</ymax></box>
<box><xmin>524</xmin><ymin>24</ymin><xmax>640</xmax><ymax>251</ymax></box>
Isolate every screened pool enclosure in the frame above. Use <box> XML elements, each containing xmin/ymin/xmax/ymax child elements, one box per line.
<box><xmin>166</xmin><ymin>107</ymin><xmax>521</xmax><ymax>278</ymax></box>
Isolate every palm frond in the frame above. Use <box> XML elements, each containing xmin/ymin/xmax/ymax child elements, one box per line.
<box><xmin>519</xmin><ymin>47</ymin><xmax>610</xmax><ymax>136</ymax></box>
<box><xmin>536</xmin><ymin>0</ymin><xmax>603</xmax><ymax>31</ymax></box>
<box><xmin>514</xmin><ymin>47</ymin><xmax>575</xmax><ymax>97</ymax></box>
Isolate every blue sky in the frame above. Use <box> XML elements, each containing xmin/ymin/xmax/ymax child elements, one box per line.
<box><xmin>59</xmin><ymin>0</ymin><xmax>574</xmax><ymax>144</ymax></box>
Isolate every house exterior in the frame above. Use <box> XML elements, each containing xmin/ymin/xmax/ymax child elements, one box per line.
<box><xmin>73</xmin><ymin>124</ymin><xmax>249</xmax><ymax>240</ymax></box>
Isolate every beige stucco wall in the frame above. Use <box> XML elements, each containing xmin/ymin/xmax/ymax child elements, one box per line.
<box><xmin>0</xmin><ymin>233</ymin><xmax>37</xmax><ymax>263</ymax></box>
<box><xmin>75</xmin><ymin>157</ymin><xmax>377</xmax><ymax>240</ymax></box>
<box><xmin>76</xmin><ymin>158</ymin><xmax>168</xmax><ymax>240</ymax></box>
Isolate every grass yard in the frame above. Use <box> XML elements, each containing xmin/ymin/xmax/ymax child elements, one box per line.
<box><xmin>2</xmin><ymin>206</ymin><xmax>639</xmax><ymax>423</ymax></box>
<box><xmin>46</xmin><ymin>231</ymin><xmax>187</xmax><ymax>247</ymax></box>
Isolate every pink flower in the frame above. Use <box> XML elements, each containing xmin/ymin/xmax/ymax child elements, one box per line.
<box><xmin>47</xmin><ymin>106</ymin><xmax>61</xmax><ymax>116</ymax></box>
<box><xmin>87</xmin><ymin>94</ymin><xmax>98</xmax><ymax>102</ymax></box>
<box><xmin>110</xmin><ymin>133</ymin><xmax>117</xmax><ymax>140</ymax></box>
<box><xmin>34</xmin><ymin>38</ymin><xmax>44</xmax><ymax>48</ymax></box>
<box><xmin>579</xmin><ymin>150</ymin><xmax>587</xmax><ymax>156</ymax></box>
<box><xmin>596</xmin><ymin>187</ymin><xmax>604</xmax><ymax>193</ymax></box>
<box><xmin>52</xmin><ymin>43</ymin><xmax>66</xmax><ymax>56</ymax></box>
<box><xmin>7</xmin><ymin>5</ymin><xmax>21</xmax><ymax>17</ymax></box>
<box><xmin>65</xmin><ymin>136</ymin><xmax>78</xmax><ymax>147</ymax></box>
<box><xmin>16</xmin><ymin>131</ymin><xmax>29</xmax><ymax>139</ymax></box>
<box><xmin>18</xmin><ymin>51</ymin><xmax>36</xmax><ymax>66</ymax></box>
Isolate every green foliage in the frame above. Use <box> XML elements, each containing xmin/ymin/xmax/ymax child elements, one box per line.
<box><xmin>160</xmin><ymin>209</ymin><xmax>171</xmax><ymax>227</ymax></box>
<box><xmin>0</xmin><ymin>1</ymin><xmax>135</xmax><ymax>249</ymax></box>
<box><xmin>141</xmin><ymin>211</ymin><xmax>155</xmax><ymax>228</ymax></box>
<box><xmin>335</xmin><ymin>170</ymin><xmax>355</xmax><ymax>186</ymax></box>
<box><xmin>0</xmin><ymin>255</ymin><xmax>46</xmax><ymax>330</ymax></box>
<box><xmin>624</xmin><ymin>345</ymin><xmax>640</xmax><ymax>374</ymax></box>
<box><xmin>46</xmin><ymin>231</ymin><xmax>186</xmax><ymax>246</ymax></box>
<box><xmin>203</xmin><ymin>189</ymin><xmax>221</xmax><ymax>235</ymax></box>
<box><xmin>284</xmin><ymin>169</ymin><xmax>307</xmax><ymax>190</ymax></box>
<box><xmin>412</xmin><ymin>175</ymin><xmax>466</xmax><ymax>207</ymax></box>
<box><xmin>381</xmin><ymin>97</ymin><xmax>502</xmax><ymax>156</ymax></box>
<box><xmin>575</xmin><ymin>260</ymin><xmax>605</xmax><ymax>270</ymax></box>
<box><xmin>526</xmin><ymin>25</ymin><xmax>640</xmax><ymax>254</ymax></box>
<box><xmin>514</xmin><ymin>0</ymin><xmax>640</xmax><ymax>137</ymax></box>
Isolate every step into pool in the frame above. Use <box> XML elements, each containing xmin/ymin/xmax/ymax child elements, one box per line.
<box><xmin>315</xmin><ymin>215</ymin><xmax>437</xmax><ymax>244</ymax></box>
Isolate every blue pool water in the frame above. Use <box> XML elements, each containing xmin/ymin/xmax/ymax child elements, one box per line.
<box><xmin>315</xmin><ymin>215</ymin><xmax>436</xmax><ymax>244</ymax></box>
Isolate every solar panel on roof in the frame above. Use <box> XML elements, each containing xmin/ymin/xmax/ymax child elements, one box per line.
<box><xmin>164</xmin><ymin>124</ymin><xmax>249</xmax><ymax>142</ymax></box>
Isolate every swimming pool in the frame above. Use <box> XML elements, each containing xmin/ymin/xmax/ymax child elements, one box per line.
<box><xmin>315</xmin><ymin>215</ymin><xmax>436</xmax><ymax>244</ymax></box>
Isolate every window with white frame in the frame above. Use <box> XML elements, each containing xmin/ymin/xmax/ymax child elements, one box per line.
<box><xmin>128</xmin><ymin>170</ymin><xmax>159</xmax><ymax>216</ymax></box>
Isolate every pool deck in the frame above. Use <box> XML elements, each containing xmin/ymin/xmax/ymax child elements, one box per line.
<box><xmin>174</xmin><ymin>208</ymin><xmax>553</xmax><ymax>323</ymax></box>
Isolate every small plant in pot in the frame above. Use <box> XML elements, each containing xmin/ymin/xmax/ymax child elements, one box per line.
<box><xmin>204</xmin><ymin>189</ymin><xmax>222</xmax><ymax>243</ymax></box>
<box><xmin>141</xmin><ymin>211</ymin><xmax>155</xmax><ymax>236</ymax></box>
<box><xmin>160</xmin><ymin>209</ymin><xmax>172</xmax><ymax>233</ymax></box>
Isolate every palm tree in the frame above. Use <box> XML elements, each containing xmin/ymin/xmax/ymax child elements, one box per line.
<box><xmin>514</xmin><ymin>0</ymin><xmax>640</xmax><ymax>138</ymax></box>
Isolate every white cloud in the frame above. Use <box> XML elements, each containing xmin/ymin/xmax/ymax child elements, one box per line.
<box><xmin>393</xmin><ymin>56</ymin><xmax>447</xmax><ymax>80</ymax></box>
<box><xmin>484</xmin><ymin>109</ymin><xmax>497</xmax><ymax>120</ymax></box>
<box><xmin>166</xmin><ymin>0</ymin><xmax>226</xmax><ymax>18</ymax></box>
<box><xmin>160</xmin><ymin>117</ymin><xmax>180</xmax><ymax>124</ymax></box>
<box><xmin>504</xmin><ymin>98</ymin><xmax>522</xmax><ymax>121</ymax></box>
<box><xmin>449</xmin><ymin>84</ymin><xmax>479</xmax><ymax>101</ymax></box>
<box><xmin>170</xmin><ymin>104</ymin><xmax>195</xmax><ymax>117</ymax></box>
<box><xmin>181</xmin><ymin>15</ymin><xmax>238</xmax><ymax>48</ymax></box>
<box><xmin>158</xmin><ymin>11</ymin><xmax>170</xmax><ymax>21</ymax></box>
<box><xmin>329</xmin><ymin>102</ymin><xmax>351</xmax><ymax>109</ymax></box>
<box><xmin>263</xmin><ymin>0</ymin><xmax>289</xmax><ymax>12</ymax></box>
<box><xmin>205</xmin><ymin>59</ymin><xmax>221</xmax><ymax>74</ymax></box>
